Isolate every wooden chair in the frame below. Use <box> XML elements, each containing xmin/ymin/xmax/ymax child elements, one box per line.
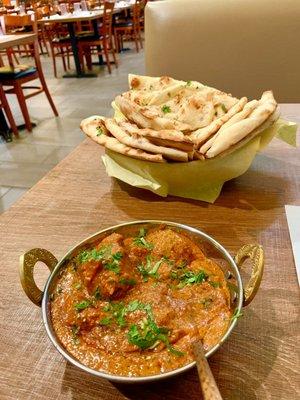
<box><xmin>0</xmin><ymin>13</ymin><xmax>58</xmax><ymax>132</ymax></box>
<box><xmin>44</xmin><ymin>23</ymin><xmax>72</xmax><ymax>78</ymax></box>
<box><xmin>114</xmin><ymin>0</ymin><xmax>143</xmax><ymax>53</ymax></box>
<box><xmin>0</xmin><ymin>83</ymin><xmax>18</xmax><ymax>137</ymax></box>
<box><xmin>78</xmin><ymin>1</ymin><xmax>118</xmax><ymax>74</ymax></box>
<box><xmin>35</xmin><ymin>7</ymin><xmax>51</xmax><ymax>55</ymax></box>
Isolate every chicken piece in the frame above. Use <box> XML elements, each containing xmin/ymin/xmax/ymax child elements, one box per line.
<box><xmin>147</xmin><ymin>228</ymin><xmax>204</xmax><ymax>263</ymax></box>
<box><xmin>79</xmin><ymin>260</ymin><xmax>102</xmax><ymax>289</ymax></box>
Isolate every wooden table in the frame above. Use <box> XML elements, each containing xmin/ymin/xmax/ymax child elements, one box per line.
<box><xmin>0</xmin><ymin>33</ymin><xmax>37</xmax><ymax>50</ymax></box>
<box><xmin>0</xmin><ymin>104</ymin><xmax>299</xmax><ymax>399</ymax></box>
<box><xmin>38</xmin><ymin>6</ymin><xmax>132</xmax><ymax>78</ymax></box>
<box><xmin>0</xmin><ymin>33</ymin><xmax>37</xmax><ymax>142</ymax></box>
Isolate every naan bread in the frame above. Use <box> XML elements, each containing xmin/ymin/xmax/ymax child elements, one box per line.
<box><xmin>105</xmin><ymin>118</ymin><xmax>189</xmax><ymax>162</ymax></box>
<box><xmin>115</xmin><ymin>95</ymin><xmax>192</xmax><ymax>131</ymax></box>
<box><xmin>190</xmin><ymin>97</ymin><xmax>248</xmax><ymax>146</ymax></box>
<box><xmin>119</xmin><ymin>121</ymin><xmax>195</xmax><ymax>152</ymax></box>
<box><xmin>200</xmin><ymin>99</ymin><xmax>259</xmax><ymax>154</ymax></box>
<box><xmin>80</xmin><ymin>116</ymin><xmax>165</xmax><ymax>163</ymax></box>
<box><xmin>205</xmin><ymin>92</ymin><xmax>278</xmax><ymax>158</ymax></box>
<box><xmin>81</xmin><ymin>75</ymin><xmax>279</xmax><ymax>165</ymax></box>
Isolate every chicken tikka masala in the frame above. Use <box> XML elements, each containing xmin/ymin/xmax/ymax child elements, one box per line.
<box><xmin>51</xmin><ymin>227</ymin><xmax>233</xmax><ymax>377</ymax></box>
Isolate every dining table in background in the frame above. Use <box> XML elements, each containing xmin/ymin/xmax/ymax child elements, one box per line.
<box><xmin>0</xmin><ymin>32</ymin><xmax>37</xmax><ymax>142</ymax></box>
<box><xmin>38</xmin><ymin>4</ymin><xmax>133</xmax><ymax>78</ymax></box>
<box><xmin>0</xmin><ymin>104</ymin><xmax>299</xmax><ymax>399</ymax></box>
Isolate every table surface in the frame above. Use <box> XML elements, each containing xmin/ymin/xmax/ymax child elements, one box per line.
<box><xmin>0</xmin><ymin>33</ymin><xmax>37</xmax><ymax>50</ymax></box>
<box><xmin>38</xmin><ymin>5</ymin><xmax>131</xmax><ymax>24</ymax></box>
<box><xmin>0</xmin><ymin>104</ymin><xmax>299</xmax><ymax>400</ymax></box>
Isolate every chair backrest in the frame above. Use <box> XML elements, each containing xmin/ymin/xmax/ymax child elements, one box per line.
<box><xmin>0</xmin><ymin>13</ymin><xmax>41</xmax><ymax>70</ymax></box>
<box><xmin>145</xmin><ymin>0</ymin><xmax>300</xmax><ymax>102</ymax></box>
<box><xmin>132</xmin><ymin>2</ymin><xmax>141</xmax><ymax>28</ymax></box>
<box><xmin>102</xmin><ymin>1</ymin><xmax>114</xmax><ymax>37</ymax></box>
<box><xmin>0</xmin><ymin>13</ymin><xmax>38</xmax><ymax>35</ymax></box>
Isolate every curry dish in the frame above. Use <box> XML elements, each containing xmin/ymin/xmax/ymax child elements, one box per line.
<box><xmin>51</xmin><ymin>227</ymin><xmax>233</xmax><ymax>377</ymax></box>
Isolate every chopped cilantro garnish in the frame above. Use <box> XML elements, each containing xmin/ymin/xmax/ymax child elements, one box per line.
<box><xmin>119</xmin><ymin>277</ymin><xmax>136</xmax><ymax>286</ymax></box>
<box><xmin>221</xmin><ymin>103</ymin><xmax>227</xmax><ymax>113</ymax></box>
<box><xmin>127</xmin><ymin>317</ymin><xmax>184</xmax><ymax>356</ymax></box>
<box><xmin>74</xmin><ymin>282</ymin><xmax>81</xmax><ymax>290</ymax></box>
<box><xmin>137</xmin><ymin>255</ymin><xmax>165</xmax><ymax>281</ymax></box>
<box><xmin>96</xmin><ymin>126</ymin><xmax>103</xmax><ymax>136</ymax></box>
<box><xmin>231</xmin><ymin>308</ymin><xmax>243</xmax><ymax>321</ymax></box>
<box><xmin>78</xmin><ymin>246</ymin><xmax>110</xmax><ymax>264</ymax></box>
<box><xmin>209</xmin><ymin>281</ymin><xmax>220</xmax><ymax>288</ymax></box>
<box><xmin>202</xmin><ymin>298</ymin><xmax>213</xmax><ymax>308</ymax></box>
<box><xmin>133</xmin><ymin>235</ymin><xmax>154</xmax><ymax>250</ymax></box>
<box><xmin>74</xmin><ymin>300</ymin><xmax>92</xmax><ymax>311</ymax></box>
<box><xmin>170</xmin><ymin>267</ymin><xmax>209</xmax><ymax>288</ymax></box>
<box><xmin>186</xmin><ymin>80</ymin><xmax>192</xmax><ymax>86</ymax></box>
<box><xmin>71</xmin><ymin>325</ymin><xmax>80</xmax><ymax>344</ymax></box>
<box><xmin>93</xmin><ymin>287</ymin><xmax>102</xmax><ymax>300</ymax></box>
<box><xmin>78</xmin><ymin>246</ymin><xmax>122</xmax><ymax>275</ymax></box>
<box><xmin>138</xmin><ymin>227</ymin><xmax>146</xmax><ymax>238</ymax></box>
<box><xmin>104</xmin><ymin>259</ymin><xmax>121</xmax><ymax>274</ymax></box>
<box><xmin>99</xmin><ymin>316</ymin><xmax>112</xmax><ymax>326</ymax></box>
<box><xmin>126</xmin><ymin>299</ymin><xmax>141</xmax><ymax>312</ymax></box>
<box><xmin>161</xmin><ymin>105</ymin><xmax>171</xmax><ymax>114</ymax></box>
<box><xmin>103</xmin><ymin>303</ymin><xmax>111</xmax><ymax>312</ymax></box>
<box><xmin>178</xmin><ymin>270</ymin><xmax>208</xmax><ymax>287</ymax></box>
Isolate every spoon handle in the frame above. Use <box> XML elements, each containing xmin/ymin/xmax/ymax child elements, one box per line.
<box><xmin>192</xmin><ymin>341</ymin><xmax>223</xmax><ymax>400</ymax></box>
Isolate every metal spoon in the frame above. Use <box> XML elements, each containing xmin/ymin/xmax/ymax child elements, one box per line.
<box><xmin>192</xmin><ymin>340</ymin><xmax>223</xmax><ymax>400</ymax></box>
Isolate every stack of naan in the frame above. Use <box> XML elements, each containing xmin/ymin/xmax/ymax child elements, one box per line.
<box><xmin>80</xmin><ymin>74</ymin><xmax>279</xmax><ymax>163</ymax></box>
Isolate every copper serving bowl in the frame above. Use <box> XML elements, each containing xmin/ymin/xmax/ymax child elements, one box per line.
<box><xmin>19</xmin><ymin>220</ymin><xmax>264</xmax><ymax>383</ymax></box>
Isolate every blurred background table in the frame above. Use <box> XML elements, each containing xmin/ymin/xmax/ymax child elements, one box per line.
<box><xmin>0</xmin><ymin>104</ymin><xmax>299</xmax><ymax>399</ymax></box>
<box><xmin>0</xmin><ymin>33</ymin><xmax>37</xmax><ymax>141</ymax></box>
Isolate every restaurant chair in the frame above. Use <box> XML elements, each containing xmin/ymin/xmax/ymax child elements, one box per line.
<box><xmin>44</xmin><ymin>23</ymin><xmax>72</xmax><ymax>78</ymax></box>
<box><xmin>35</xmin><ymin>7</ymin><xmax>51</xmax><ymax>56</ymax></box>
<box><xmin>145</xmin><ymin>0</ymin><xmax>300</xmax><ymax>102</ymax></box>
<box><xmin>0</xmin><ymin>13</ymin><xmax>58</xmax><ymax>131</ymax></box>
<box><xmin>0</xmin><ymin>82</ymin><xmax>18</xmax><ymax>137</ymax></box>
<box><xmin>114</xmin><ymin>0</ymin><xmax>143</xmax><ymax>53</ymax></box>
<box><xmin>78</xmin><ymin>1</ymin><xmax>118</xmax><ymax>74</ymax></box>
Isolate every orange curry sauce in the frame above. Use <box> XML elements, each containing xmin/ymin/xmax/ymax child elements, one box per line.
<box><xmin>51</xmin><ymin>227</ymin><xmax>232</xmax><ymax>377</ymax></box>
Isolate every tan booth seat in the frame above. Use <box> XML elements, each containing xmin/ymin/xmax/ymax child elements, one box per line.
<box><xmin>145</xmin><ymin>0</ymin><xmax>300</xmax><ymax>102</ymax></box>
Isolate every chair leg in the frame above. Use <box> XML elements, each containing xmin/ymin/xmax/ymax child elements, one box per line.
<box><xmin>110</xmin><ymin>38</ymin><xmax>118</xmax><ymax>67</ymax></box>
<box><xmin>41</xmin><ymin>32</ymin><xmax>49</xmax><ymax>56</ymax></box>
<box><xmin>103</xmin><ymin>41</ymin><xmax>111</xmax><ymax>74</ymax></box>
<box><xmin>12</xmin><ymin>49</ymin><xmax>19</xmax><ymax>65</ymax></box>
<box><xmin>67</xmin><ymin>48</ymin><xmax>71</xmax><ymax>69</ymax></box>
<box><xmin>133</xmin><ymin>30</ymin><xmax>139</xmax><ymax>53</ymax></box>
<box><xmin>85</xmin><ymin>49</ymin><xmax>92</xmax><ymax>71</ymax></box>
<box><xmin>14</xmin><ymin>82</ymin><xmax>32</xmax><ymax>132</ymax></box>
<box><xmin>114</xmin><ymin>31</ymin><xmax>119</xmax><ymax>53</ymax></box>
<box><xmin>40</xmin><ymin>75</ymin><xmax>59</xmax><ymax>117</ymax></box>
<box><xmin>61</xmin><ymin>48</ymin><xmax>67</xmax><ymax>72</ymax></box>
<box><xmin>39</xmin><ymin>40</ymin><xmax>43</xmax><ymax>55</ymax></box>
<box><xmin>138</xmin><ymin>27</ymin><xmax>143</xmax><ymax>49</ymax></box>
<box><xmin>0</xmin><ymin>86</ymin><xmax>18</xmax><ymax>137</ymax></box>
<box><xmin>50</xmin><ymin>46</ymin><xmax>58</xmax><ymax>78</ymax></box>
<box><xmin>78</xmin><ymin>45</ymin><xmax>85</xmax><ymax>72</ymax></box>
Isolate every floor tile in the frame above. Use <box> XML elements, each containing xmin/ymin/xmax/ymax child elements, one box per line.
<box><xmin>0</xmin><ymin>162</ymin><xmax>55</xmax><ymax>188</ymax></box>
<box><xmin>0</xmin><ymin>186</ymin><xmax>10</xmax><ymax>198</ymax></box>
<box><xmin>43</xmin><ymin>145</ymin><xmax>75</xmax><ymax>165</ymax></box>
<box><xmin>0</xmin><ymin>143</ymin><xmax>60</xmax><ymax>163</ymax></box>
<box><xmin>0</xmin><ymin>187</ymin><xmax>28</xmax><ymax>213</ymax></box>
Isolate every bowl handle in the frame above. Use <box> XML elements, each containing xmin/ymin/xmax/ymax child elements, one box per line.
<box><xmin>234</xmin><ymin>244</ymin><xmax>264</xmax><ymax>307</ymax></box>
<box><xmin>19</xmin><ymin>248</ymin><xmax>58</xmax><ymax>307</ymax></box>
